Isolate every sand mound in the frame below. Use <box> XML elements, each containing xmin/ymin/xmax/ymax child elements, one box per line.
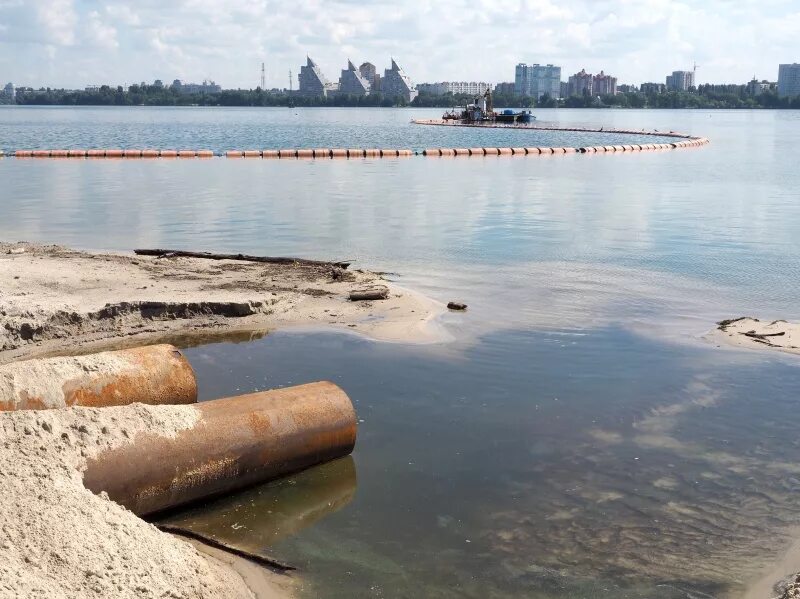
<box><xmin>0</xmin><ymin>402</ymin><xmax>289</xmax><ymax>598</ymax></box>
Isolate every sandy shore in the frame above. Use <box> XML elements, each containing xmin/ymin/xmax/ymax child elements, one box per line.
<box><xmin>0</xmin><ymin>242</ymin><xmax>445</xmax><ymax>364</ymax></box>
<box><xmin>0</xmin><ymin>241</ymin><xmax>448</xmax><ymax>597</ymax></box>
<box><xmin>0</xmin><ymin>402</ymin><xmax>296</xmax><ymax>598</ymax></box>
<box><xmin>710</xmin><ymin>317</ymin><xmax>800</xmax><ymax>356</ymax></box>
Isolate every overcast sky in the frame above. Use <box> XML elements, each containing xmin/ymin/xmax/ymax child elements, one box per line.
<box><xmin>0</xmin><ymin>0</ymin><xmax>797</xmax><ymax>89</ymax></box>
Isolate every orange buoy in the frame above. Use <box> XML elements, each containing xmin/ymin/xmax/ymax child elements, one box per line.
<box><xmin>483</xmin><ymin>148</ymin><xmax>500</xmax><ymax>155</ymax></box>
<box><xmin>397</xmin><ymin>149</ymin><xmax>414</xmax><ymax>157</ymax></box>
<box><xmin>469</xmin><ymin>148</ymin><xmax>485</xmax><ymax>156</ymax></box>
<box><xmin>15</xmin><ymin>150</ymin><xmax>33</xmax><ymax>158</ymax></box>
<box><xmin>422</xmin><ymin>149</ymin><xmax>440</xmax><ymax>156</ymax></box>
<box><xmin>525</xmin><ymin>147</ymin><xmax>541</xmax><ymax>155</ymax></box>
<box><xmin>510</xmin><ymin>148</ymin><xmax>526</xmax><ymax>155</ymax></box>
<box><xmin>347</xmin><ymin>149</ymin><xmax>364</xmax><ymax>158</ymax></box>
<box><xmin>364</xmin><ymin>149</ymin><xmax>381</xmax><ymax>157</ymax></box>
<box><xmin>123</xmin><ymin>149</ymin><xmax>141</xmax><ymax>158</ymax></box>
<box><xmin>296</xmin><ymin>149</ymin><xmax>314</xmax><ymax>159</ymax></box>
<box><xmin>141</xmin><ymin>149</ymin><xmax>159</xmax><ymax>158</ymax></box>
<box><xmin>262</xmin><ymin>150</ymin><xmax>279</xmax><ymax>159</ymax></box>
<box><xmin>242</xmin><ymin>150</ymin><xmax>261</xmax><ymax>158</ymax></box>
<box><xmin>226</xmin><ymin>150</ymin><xmax>243</xmax><ymax>158</ymax></box>
<box><xmin>379</xmin><ymin>149</ymin><xmax>398</xmax><ymax>157</ymax></box>
<box><xmin>497</xmin><ymin>148</ymin><xmax>513</xmax><ymax>156</ymax></box>
<box><xmin>552</xmin><ymin>147</ymin><xmax>566</xmax><ymax>154</ymax></box>
<box><xmin>563</xmin><ymin>147</ymin><xmax>577</xmax><ymax>154</ymax></box>
<box><xmin>278</xmin><ymin>149</ymin><xmax>296</xmax><ymax>158</ymax></box>
<box><xmin>67</xmin><ymin>149</ymin><xmax>86</xmax><ymax>158</ymax></box>
<box><xmin>330</xmin><ymin>149</ymin><xmax>347</xmax><ymax>158</ymax></box>
<box><xmin>453</xmin><ymin>148</ymin><xmax>469</xmax><ymax>156</ymax></box>
<box><xmin>314</xmin><ymin>149</ymin><xmax>331</xmax><ymax>158</ymax></box>
<box><xmin>159</xmin><ymin>150</ymin><xmax>177</xmax><ymax>158</ymax></box>
<box><xmin>440</xmin><ymin>148</ymin><xmax>454</xmax><ymax>156</ymax></box>
<box><xmin>196</xmin><ymin>150</ymin><xmax>214</xmax><ymax>158</ymax></box>
<box><xmin>49</xmin><ymin>150</ymin><xmax>68</xmax><ymax>158</ymax></box>
<box><xmin>178</xmin><ymin>150</ymin><xmax>196</xmax><ymax>158</ymax></box>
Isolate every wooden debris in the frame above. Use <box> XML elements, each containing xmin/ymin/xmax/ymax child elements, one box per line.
<box><xmin>134</xmin><ymin>249</ymin><xmax>351</xmax><ymax>269</ymax></box>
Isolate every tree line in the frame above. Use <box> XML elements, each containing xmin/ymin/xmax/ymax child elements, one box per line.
<box><xmin>10</xmin><ymin>83</ymin><xmax>800</xmax><ymax>109</ymax></box>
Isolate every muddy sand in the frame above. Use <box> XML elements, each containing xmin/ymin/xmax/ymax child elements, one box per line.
<box><xmin>0</xmin><ymin>242</ymin><xmax>445</xmax><ymax>364</ymax></box>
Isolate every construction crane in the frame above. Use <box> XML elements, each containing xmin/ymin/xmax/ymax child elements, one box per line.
<box><xmin>289</xmin><ymin>70</ymin><xmax>293</xmax><ymax>92</ymax></box>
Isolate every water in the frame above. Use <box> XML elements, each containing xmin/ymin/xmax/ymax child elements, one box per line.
<box><xmin>2</xmin><ymin>106</ymin><xmax>800</xmax><ymax>598</ymax></box>
<box><xmin>0</xmin><ymin>105</ymin><xmax>678</xmax><ymax>153</ymax></box>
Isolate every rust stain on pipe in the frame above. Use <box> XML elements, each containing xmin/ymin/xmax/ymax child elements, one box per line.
<box><xmin>82</xmin><ymin>381</ymin><xmax>357</xmax><ymax>516</ymax></box>
<box><xmin>0</xmin><ymin>344</ymin><xmax>196</xmax><ymax>411</ymax></box>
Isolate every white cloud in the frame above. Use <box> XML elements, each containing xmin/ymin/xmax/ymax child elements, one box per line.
<box><xmin>0</xmin><ymin>0</ymin><xmax>795</xmax><ymax>88</ymax></box>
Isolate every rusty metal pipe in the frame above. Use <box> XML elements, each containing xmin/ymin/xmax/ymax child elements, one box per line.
<box><xmin>83</xmin><ymin>381</ymin><xmax>357</xmax><ymax>516</ymax></box>
<box><xmin>0</xmin><ymin>344</ymin><xmax>197</xmax><ymax>411</ymax></box>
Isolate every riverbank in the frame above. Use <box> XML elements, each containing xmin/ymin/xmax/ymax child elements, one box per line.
<box><xmin>0</xmin><ymin>242</ymin><xmax>445</xmax><ymax>364</ymax></box>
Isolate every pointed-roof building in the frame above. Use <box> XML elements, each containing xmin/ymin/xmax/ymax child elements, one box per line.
<box><xmin>298</xmin><ymin>57</ymin><xmax>337</xmax><ymax>96</ymax></box>
<box><xmin>381</xmin><ymin>59</ymin><xmax>418</xmax><ymax>102</ymax></box>
<box><xmin>339</xmin><ymin>60</ymin><xmax>371</xmax><ymax>95</ymax></box>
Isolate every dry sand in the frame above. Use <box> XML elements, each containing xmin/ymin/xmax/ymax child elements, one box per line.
<box><xmin>0</xmin><ymin>242</ymin><xmax>446</xmax><ymax>364</ymax></box>
<box><xmin>710</xmin><ymin>317</ymin><xmax>800</xmax><ymax>356</ymax></box>
<box><xmin>0</xmin><ymin>402</ymin><xmax>296</xmax><ymax>598</ymax></box>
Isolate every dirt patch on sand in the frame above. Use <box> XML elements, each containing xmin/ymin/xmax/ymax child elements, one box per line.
<box><xmin>0</xmin><ymin>242</ymin><xmax>445</xmax><ymax>364</ymax></box>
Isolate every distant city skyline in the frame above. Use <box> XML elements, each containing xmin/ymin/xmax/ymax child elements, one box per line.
<box><xmin>0</xmin><ymin>0</ymin><xmax>798</xmax><ymax>89</ymax></box>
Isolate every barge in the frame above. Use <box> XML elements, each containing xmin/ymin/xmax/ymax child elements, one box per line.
<box><xmin>443</xmin><ymin>89</ymin><xmax>535</xmax><ymax>125</ymax></box>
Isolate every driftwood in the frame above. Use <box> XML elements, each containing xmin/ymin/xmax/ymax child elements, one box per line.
<box><xmin>349</xmin><ymin>287</ymin><xmax>389</xmax><ymax>301</ymax></box>
<box><xmin>447</xmin><ymin>302</ymin><xmax>467</xmax><ymax>311</ymax></box>
<box><xmin>155</xmin><ymin>523</ymin><xmax>295</xmax><ymax>572</ymax></box>
<box><xmin>743</xmin><ymin>330</ymin><xmax>786</xmax><ymax>340</ymax></box>
<box><xmin>134</xmin><ymin>249</ymin><xmax>351</xmax><ymax>269</ymax></box>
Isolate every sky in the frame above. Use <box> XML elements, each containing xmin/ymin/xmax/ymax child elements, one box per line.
<box><xmin>0</xmin><ymin>0</ymin><xmax>797</xmax><ymax>89</ymax></box>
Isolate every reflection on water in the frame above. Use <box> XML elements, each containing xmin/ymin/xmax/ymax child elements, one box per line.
<box><xmin>158</xmin><ymin>457</ymin><xmax>356</xmax><ymax>552</ymax></box>
<box><xmin>181</xmin><ymin>328</ymin><xmax>800</xmax><ymax>598</ymax></box>
<box><xmin>2</xmin><ymin>108</ymin><xmax>800</xmax><ymax>597</ymax></box>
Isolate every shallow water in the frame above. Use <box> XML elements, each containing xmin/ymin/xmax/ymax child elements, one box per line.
<box><xmin>2</xmin><ymin>107</ymin><xmax>800</xmax><ymax>598</ymax></box>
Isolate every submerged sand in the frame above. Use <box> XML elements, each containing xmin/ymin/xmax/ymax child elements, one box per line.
<box><xmin>710</xmin><ymin>317</ymin><xmax>800</xmax><ymax>356</ymax></box>
<box><xmin>0</xmin><ymin>242</ymin><xmax>445</xmax><ymax>364</ymax></box>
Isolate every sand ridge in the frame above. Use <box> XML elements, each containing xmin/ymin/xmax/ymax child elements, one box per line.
<box><xmin>0</xmin><ymin>242</ymin><xmax>446</xmax><ymax>364</ymax></box>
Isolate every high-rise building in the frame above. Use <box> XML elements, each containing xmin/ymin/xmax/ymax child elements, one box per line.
<box><xmin>778</xmin><ymin>64</ymin><xmax>800</xmax><ymax>98</ymax></box>
<box><xmin>298</xmin><ymin>56</ymin><xmax>337</xmax><ymax>96</ymax></box>
<box><xmin>666</xmin><ymin>70</ymin><xmax>695</xmax><ymax>92</ymax></box>
<box><xmin>567</xmin><ymin>69</ymin><xmax>593</xmax><ymax>96</ymax></box>
<box><xmin>339</xmin><ymin>60</ymin><xmax>371</xmax><ymax>95</ymax></box>
<box><xmin>494</xmin><ymin>82</ymin><xmax>515</xmax><ymax>95</ymax></box>
<box><xmin>2</xmin><ymin>82</ymin><xmax>14</xmax><ymax>100</ymax></box>
<box><xmin>170</xmin><ymin>80</ymin><xmax>221</xmax><ymax>94</ymax></box>
<box><xmin>592</xmin><ymin>71</ymin><xmax>617</xmax><ymax>96</ymax></box>
<box><xmin>359</xmin><ymin>62</ymin><xmax>377</xmax><ymax>88</ymax></box>
<box><xmin>514</xmin><ymin>63</ymin><xmax>561</xmax><ymax>99</ymax></box>
<box><xmin>416</xmin><ymin>81</ymin><xmax>491</xmax><ymax>96</ymax></box>
<box><xmin>381</xmin><ymin>59</ymin><xmax>418</xmax><ymax>102</ymax></box>
<box><xmin>640</xmin><ymin>82</ymin><xmax>666</xmax><ymax>94</ymax></box>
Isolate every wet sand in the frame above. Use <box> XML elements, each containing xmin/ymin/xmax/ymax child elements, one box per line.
<box><xmin>0</xmin><ymin>242</ymin><xmax>446</xmax><ymax>364</ymax></box>
<box><xmin>711</xmin><ymin>317</ymin><xmax>800</xmax><ymax>356</ymax></box>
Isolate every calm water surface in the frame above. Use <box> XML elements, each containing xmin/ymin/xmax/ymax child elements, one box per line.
<box><xmin>2</xmin><ymin>107</ymin><xmax>800</xmax><ymax>598</ymax></box>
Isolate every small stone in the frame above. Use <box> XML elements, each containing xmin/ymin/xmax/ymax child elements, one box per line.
<box><xmin>41</xmin><ymin>421</ymin><xmax>52</xmax><ymax>433</ymax></box>
<box><xmin>447</xmin><ymin>301</ymin><xmax>467</xmax><ymax>311</ymax></box>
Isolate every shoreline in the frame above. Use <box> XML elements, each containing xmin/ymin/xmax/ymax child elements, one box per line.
<box><xmin>0</xmin><ymin>242</ymin><xmax>447</xmax><ymax>365</ymax></box>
